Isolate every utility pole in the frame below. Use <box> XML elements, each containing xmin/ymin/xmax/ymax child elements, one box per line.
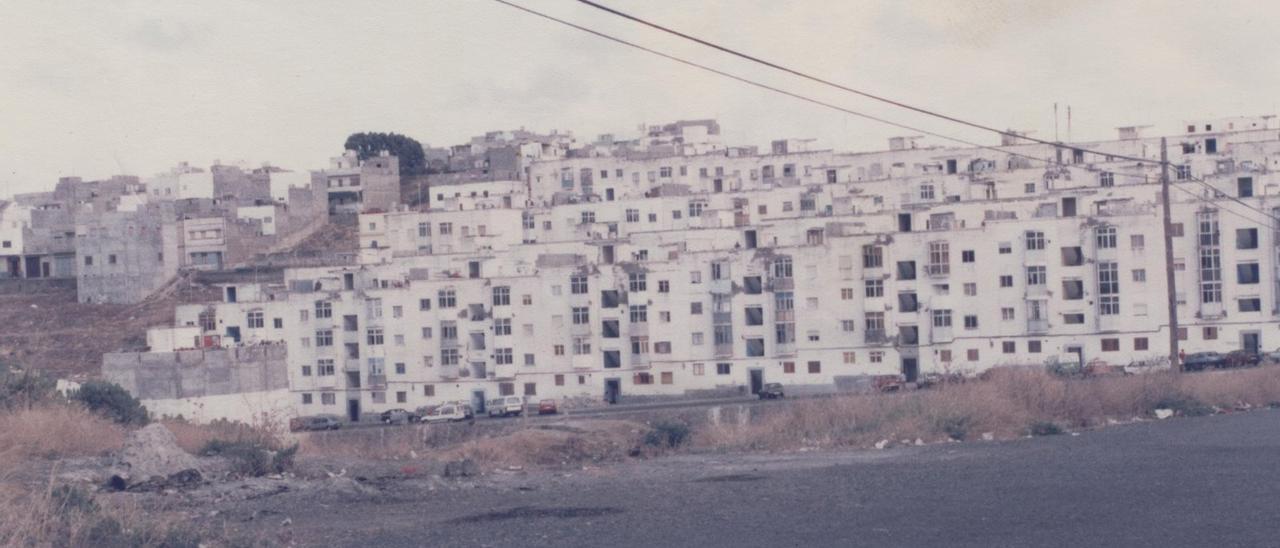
<box><xmin>1160</xmin><ymin>137</ymin><xmax>1181</xmax><ymax>372</ymax></box>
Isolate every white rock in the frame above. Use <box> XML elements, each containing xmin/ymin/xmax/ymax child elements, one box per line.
<box><xmin>981</xmin><ymin>432</ymin><xmax>995</xmax><ymax>441</ymax></box>
<box><xmin>1154</xmin><ymin>409</ymin><xmax>1174</xmax><ymax>420</ymax></box>
<box><xmin>914</xmin><ymin>438</ymin><xmax>924</xmax><ymax>446</ymax></box>
<box><xmin>874</xmin><ymin>439</ymin><xmax>890</xmax><ymax>450</ymax></box>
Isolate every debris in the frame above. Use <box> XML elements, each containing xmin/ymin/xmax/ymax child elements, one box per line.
<box><xmin>117</xmin><ymin>423</ymin><xmax>202</xmax><ymax>480</ymax></box>
<box><xmin>443</xmin><ymin>459</ymin><xmax>479</xmax><ymax>478</ymax></box>
<box><xmin>981</xmin><ymin>432</ymin><xmax>994</xmax><ymax>441</ymax></box>
<box><xmin>280</xmin><ymin>517</ymin><xmax>292</xmax><ymax>527</ymax></box>
<box><xmin>913</xmin><ymin>438</ymin><xmax>924</xmax><ymax>446</ymax></box>
<box><xmin>1154</xmin><ymin>409</ymin><xmax>1174</xmax><ymax>420</ymax></box>
<box><xmin>874</xmin><ymin>440</ymin><xmax>889</xmax><ymax>450</ymax></box>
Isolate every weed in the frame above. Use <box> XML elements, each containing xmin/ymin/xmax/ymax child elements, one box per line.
<box><xmin>201</xmin><ymin>439</ymin><xmax>298</xmax><ymax>477</ymax></box>
<box><xmin>1028</xmin><ymin>421</ymin><xmax>1065</xmax><ymax>436</ymax></box>
<box><xmin>644</xmin><ymin>421</ymin><xmax>691</xmax><ymax>449</ymax></box>
<box><xmin>72</xmin><ymin>381</ymin><xmax>149</xmax><ymax>426</ymax></box>
<box><xmin>1152</xmin><ymin>394</ymin><xmax>1214</xmax><ymax>417</ymax></box>
<box><xmin>936</xmin><ymin>415</ymin><xmax>973</xmax><ymax>441</ymax></box>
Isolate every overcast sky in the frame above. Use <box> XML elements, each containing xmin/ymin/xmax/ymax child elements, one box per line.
<box><xmin>2</xmin><ymin>0</ymin><xmax>1277</xmax><ymax>198</ymax></box>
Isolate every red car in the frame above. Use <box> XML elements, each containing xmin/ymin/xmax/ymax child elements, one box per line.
<box><xmin>537</xmin><ymin>399</ymin><xmax>558</xmax><ymax>415</ymax></box>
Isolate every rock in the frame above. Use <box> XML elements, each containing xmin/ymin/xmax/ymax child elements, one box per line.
<box><xmin>874</xmin><ymin>440</ymin><xmax>890</xmax><ymax>450</ymax></box>
<box><xmin>1154</xmin><ymin>409</ymin><xmax>1174</xmax><ymax>420</ymax></box>
<box><xmin>280</xmin><ymin>517</ymin><xmax>292</xmax><ymax>527</ymax></box>
<box><xmin>118</xmin><ymin>424</ymin><xmax>202</xmax><ymax>480</ymax></box>
<box><xmin>981</xmin><ymin>432</ymin><xmax>994</xmax><ymax>441</ymax></box>
<box><xmin>914</xmin><ymin>438</ymin><xmax>924</xmax><ymax>446</ymax></box>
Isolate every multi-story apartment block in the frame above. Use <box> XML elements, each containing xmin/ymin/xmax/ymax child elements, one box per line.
<box><xmin>107</xmin><ymin>116</ymin><xmax>1280</xmax><ymax>423</ymax></box>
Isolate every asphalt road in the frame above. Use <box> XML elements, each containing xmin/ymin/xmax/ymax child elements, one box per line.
<box><xmin>271</xmin><ymin>409</ymin><xmax>1280</xmax><ymax>547</ymax></box>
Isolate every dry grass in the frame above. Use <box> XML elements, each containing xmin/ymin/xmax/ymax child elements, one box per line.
<box><xmin>0</xmin><ymin>481</ymin><xmax>206</xmax><ymax>547</ymax></box>
<box><xmin>697</xmin><ymin>366</ymin><xmax>1280</xmax><ymax>451</ymax></box>
<box><xmin>0</xmin><ymin>404</ymin><xmax>125</xmax><ymax>468</ymax></box>
<box><xmin>162</xmin><ymin>418</ymin><xmax>282</xmax><ymax>455</ymax></box>
<box><xmin>299</xmin><ymin>420</ymin><xmax>646</xmax><ymax>468</ymax></box>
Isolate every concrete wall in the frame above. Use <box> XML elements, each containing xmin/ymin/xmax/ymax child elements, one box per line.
<box><xmin>139</xmin><ymin>388</ymin><xmax>294</xmax><ymax>425</ymax></box>
<box><xmin>103</xmin><ymin>344</ymin><xmax>290</xmax><ymax>403</ymax></box>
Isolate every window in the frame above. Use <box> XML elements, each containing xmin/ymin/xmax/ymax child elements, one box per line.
<box><xmin>897</xmin><ymin>261</ymin><xmax>917</xmax><ymax>280</ymax></box>
<box><xmin>314</xmin><ymin>301</ymin><xmax>332</xmax><ymax>319</ymax></box>
<box><xmin>870</xmin><ymin>351</ymin><xmax>884</xmax><ymax>363</ymax></box>
<box><xmin>494</xmin><ymin>318</ymin><xmax>512</xmax><ymax>336</ymax></box>
<box><xmin>716</xmin><ymin>363</ymin><xmax>731</xmax><ymax>375</ymax></box>
<box><xmin>570</xmin><ymin>274</ymin><xmax>588</xmax><ymax>295</ymax></box>
<box><xmin>1134</xmin><ymin>337</ymin><xmax>1149</xmax><ymax>351</ymax></box>
<box><xmin>441</xmin><ymin>348</ymin><xmax>460</xmax><ymax>366</ymax></box>
<box><xmin>966</xmin><ymin>349</ymin><xmax>979</xmax><ymax>361</ymax></box>
<box><xmin>437</xmin><ymin>289</ymin><xmax>456</xmax><ymax>308</ymax></box>
<box><xmin>1026</xmin><ymin>266</ymin><xmax>1047</xmax><ymax>286</ymax></box>
<box><xmin>495</xmin><ymin>348</ymin><xmax>513</xmax><ymax>365</ymax></box>
<box><xmin>418</xmin><ymin>298</ymin><xmax>431</xmax><ymax>311</ymax></box>
<box><xmin>745</xmin><ymin>306</ymin><xmax>764</xmax><ymax>326</ymax></box>
<box><xmin>1130</xmin><ymin>234</ymin><xmax>1145</xmax><ymax>251</ymax></box>
<box><xmin>1237</xmin><ymin>228</ymin><xmax>1259</xmax><ymax>250</ymax></box>
<box><xmin>691</xmin><ymin>332</ymin><xmax>704</xmax><ymax>345</ymax></box>
<box><xmin>492</xmin><ymin>286</ymin><xmax>510</xmax><ymax>306</ymax></box>
<box><xmin>862</xmin><ymin>245</ymin><xmax>883</xmax><ymax>268</ymax></box>
<box><xmin>658</xmin><ymin>280</ymin><xmax>670</xmax><ymax>293</ymax></box>
<box><xmin>998</xmin><ymin>242</ymin><xmax>1012</xmax><ymax>254</ymax></box>
<box><xmin>571</xmin><ymin>306</ymin><xmax>590</xmax><ymax>325</ymax></box>
<box><xmin>932</xmin><ymin>309</ymin><xmax>952</xmax><ymax>328</ymax></box>
<box><xmin>864</xmin><ymin>279</ymin><xmax>884</xmax><ymax>298</ymax></box>
<box><xmin>1025</xmin><ymin>231</ymin><xmax>1045</xmax><ymax>250</ymax></box>
<box><xmin>1025</xmin><ymin>182</ymin><xmax>1037</xmax><ymax>193</ymax></box>
<box><xmin>807</xmin><ymin>361</ymin><xmax>821</xmax><ymax>374</ymax></box>
<box><xmin>1064</xmin><ymin>313</ymin><xmax>1085</xmax><ymax>324</ymax></box>
<box><xmin>963</xmin><ymin>315</ymin><xmax>978</xmax><ymax>329</ymax></box>
<box><xmin>712</xmin><ymin>261</ymin><xmax>729</xmax><ymax>280</ymax></box>
<box><xmin>841</xmin><ymin>320</ymin><xmax>856</xmax><ymax>332</ymax></box>
<box><xmin>629</xmin><ymin>305</ymin><xmax>648</xmax><ymax>323</ymax></box>
<box><xmin>1239</xmin><ymin>297</ymin><xmax>1262</xmax><ymax>312</ymax></box>
<box><xmin>961</xmin><ymin>250</ymin><xmax>975</xmax><ymax>263</ymax></box>
<box><xmin>963</xmin><ymin>283</ymin><xmax>977</xmax><ymax>296</ymax></box>
<box><xmin>301</xmin><ymin>393</ymin><xmax>313</xmax><ymax>405</ymax></box>
<box><xmin>1097</xmin><ymin>262</ymin><xmax>1120</xmax><ymax>315</ymax></box>
<box><xmin>746</xmin><ymin>338</ymin><xmax>765</xmax><ymax>357</ymax></box>
<box><xmin>628</xmin><ymin>272</ymin><xmax>647</xmax><ymax>292</ymax></box>
<box><xmin>439</xmin><ymin>222</ymin><xmax>452</xmax><ymax>235</ymax></box>
<box><xmin>1238</xmin><ymin>176</ymin><xmax>1254</xmax><ymax>198</ymax></box>
<box><xmin>1099</xmin><ymin>171</ymin><xmax>1115</xmax><ymax>187</ymax></box>
<box><xmin>321</xmin><ymin>393</ymin><xmax>336</xmax><ymax>405</ymax></box>
<box><xmin>317</xmin><ymin>359</ymin><xmax>335</xmax><ymax>376</ymax></box>
<box><xmin>1102</xmin><ymin>338</ymin><xmax>1120</xmax><ymax>352</ymax></box>
<box><xmin>366</xmin><ymin>328</ymin><xmax>383</xmax><ymax>345</ymax></box>
<box><xmin>1132</xmin><ymin>269</ymin><xmax>1146</xmax><ymax>282</ymax></box>
<box><xmin>772</xmin><ymin>257</ymin><xmax>793</xmax><ymax>278</ymax></box>
<box><xmin>625</xmin><ymin>209</ymin><xmax>639</xmax><ymax>223</ymax></box>
<box><xmin>843</xmin><ymin>352</ymin><xmax>856</xmax><ymax>364</ymax></box>
<box><xmin>1095</xmin><ymin>226</ymin><xmax>1117</xmax><ymax>249</ymax></box>
<box><xmin>1204</xmin><ymin>326</ymin><xmax>1219</xmax><ymax>340</ymax></box>
<box><xmin>1002</xmin><ymin>341</ymin><xmax>1016</xmax><ymax>354</ymax></box>
<box><xmin>999</xmin><ymin>275</ymin><xmax>1014</xmax><ymax>288</ymax></box>
<box><xmin>1238</xmin><ymin>263</ymin><xmax>1259</xmax><ymax>284</ymax></box>
<box><xmin>1002</xmin><ymin>307</ymin><xmax>1016</xmax><ymax>321</ymax></box>
<box><xmin>315</xmin><ymin>329</ymin><xmax>333</xmax><ymax>347</ymax></box>
<box><xmin>580</xmin><ymin>211</ymin><xmax>595</xmax><ymax>224</ymax></box>
<box><xmin>246</xmin><ymin>310</ymin><xmax>264</xmax><ymax>329</ymax></box>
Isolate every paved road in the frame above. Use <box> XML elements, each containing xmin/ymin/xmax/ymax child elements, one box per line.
<box><xmin>275</xmin><ymin>409</ymin><xmax>1280</xmax><ymax>547</ymax></box>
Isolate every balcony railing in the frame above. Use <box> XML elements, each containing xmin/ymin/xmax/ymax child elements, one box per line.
<box><xmin>865</xmin><ymin>330</ymin><xmax>890</xmax><ymax>345</ymax></box>
<box><xmin>1027</xmin><ymin>319</ymin><xmax>1050</xmax><ymax>333</ymax></box>
<box><xmin>925</xmin><ymin>263</ymin><xmax>950</xmax><ymax>277</ymax></box>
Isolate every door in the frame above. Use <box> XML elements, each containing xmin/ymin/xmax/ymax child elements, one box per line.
<box><xmin>226</xmin><ymin>287</ymin><xmax>237</xmax><ymax>303</ymax></box>
<box><xmin>744</xmin><ymin>230</ymin><xmax>757</xmax><ymax>249</ymax></box>
<box><xmin>749</xmin><ymin>369</ymin><xmax>764</xmax><ymax>395</ymax></box>
<box><xmin>1062</xmin><ymin>197</ymin><xmax>1077</xmax><ymax>217</ymax></box>
<box><xmin>225</xmin><ymin>326</ymin><xmax>241</xmax><ymax>343</ymax></box>
<box><xmin>605</xmin><ymin>188</ymin><xmax>615</xmax><ymax>201</ymax></box>
<box><xmin>1066</xmin><ymin>345</ymin><xmax>1085</xmax><ymax>370</ymax></box>
<box><xmin>901</xmin><ymin>358</ymin><xmax>919</xmax><ymax>383</ymax></box>
<box><xmin>1243</xmin><ymin>332</ymin><xmax>1261</xmax><ymax>354</ymax></box>
<box><xmin>347</xmin><ymin>399</ymin><xmax>360</xmax><ymax>422</ymax></box>
<box><xmin>713</xmin><ymin>179</ymin><xmax>723</xmax><ymax>193</ymax></box>
<box><xmin>604</xmin><ymin>378</ymin><xmax>621</xmax><ymax>404</ymax></box>
<box><xmin>471</xmin><ymin>390</ymin><xmax>486</xmax><ymax>413</ymax></box>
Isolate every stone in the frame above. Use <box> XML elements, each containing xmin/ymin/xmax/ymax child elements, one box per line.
<box><xmin>1154</xmin><ymin>409</ymin><xmax>1174</xmax><ymax>420</ymax></box>
<box><xmin>118</xmin><ymin>424</ymin><xmax>202</xmax><ymax>480</ymax></box>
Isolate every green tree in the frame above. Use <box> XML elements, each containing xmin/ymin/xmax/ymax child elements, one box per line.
<box><xmin>344</xmin><ymin>132</ymin><xmax>427</xmax><ymax>176</ymax></box>
<box><xmin>72</xmin><ymin>381</ymin><xmax>149</xmax><ymax>426</ymax></box>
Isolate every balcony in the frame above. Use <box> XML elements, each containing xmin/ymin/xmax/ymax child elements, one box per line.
<box><xmin>493</xmin><ymin>364</ymin><xmax>517</xmax><ymax>380</ymax></box>
<box><xmin>439</xmin><ymin>364</ymin><xmax>461</xmax><ymax>380</ymax></box>
<box><xmin>367</xmin><ymin>374</ymin><xmax>386</xmax><ymax>389</ymax></box>
<box><xmin>1027</xmin><ymin>318</ymin><xmax>1050</xmax><ymax>333</ymax></box>
<box><xmin>768</xmin><ymin>277</ymin><xmax>795</xmax><ymax>291</ymax></box>
<box><xmin>571</xmin><ymin>353</ymin><xmax>596</xmax><ymax>369</ymax></box>
<box><xmin>714</xmin><ymin>342</ymin><xmax>734</xmax><ymax>357</ymax></box>
<box><xmin>864</xmin><ymin>330</ymin><xmax>890</xmax><ymax>345</ymax></box>
<box><xmin>774</xmin><ymin>309</ymin><xmax>795</xmax><ymax>322</ymax></box>
<box><xmin>925</xmin><ymin>263</ymin><xmax>950</xmax><ymax>277</ymax></box>
<box><xmin>629</xmin><ymin>354</ymin><xmax>651</xmax><ymax>368</ymax></box>
<box><xmin>343</xmin><ymin>359</ymin><xmax>361</xmax><ymax>372</ymax></box>
<box><xmin>774</xmin><ymin>342</ymin><xmax>796</xmax><ymax>357</ymax></box>
<box><xmin>712</xmin><ymin>311</ymin><xmax>733</xmax><ymax>325</ymax></box>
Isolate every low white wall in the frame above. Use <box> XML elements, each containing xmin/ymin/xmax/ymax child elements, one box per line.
<box><xmin>142</xmin><ymin>388</ymin><xmax>296</xmax><ymax>426</ymax></box>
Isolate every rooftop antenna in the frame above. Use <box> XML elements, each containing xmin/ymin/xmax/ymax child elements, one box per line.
<box><xmin>1068</xmin><ymin>105</ymin><xmax>1073</xmax><ymax>142</ymax></box>
<box><xmin>1053</xmin><ymin>103</ymin><xmax>1059</xmax><ymax>141</ymax></box>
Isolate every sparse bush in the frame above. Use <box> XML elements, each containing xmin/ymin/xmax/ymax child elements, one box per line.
<box><xmin>1151</xmin><ymin>394</ymin><xmax>1213</xmax><ymax>417</ymax></box>
<box><xmin>200</xmin><ymin>439</ymin><xmax>297</xmax><ymax>477</ymax></box>
<box><xmin>1028</xmin><ymin>421</ymin><xmax>1064</xmax><ymax>436</ymax></box>
<box><xmin>936</xmin><ymin>415</ymin><xmax>973</xmax><ymax>441</ymax></box>
<box><xmin>72</xmin><ymin>381</ymin><xmax>149</xmax><ymax>426</ymax></box>
<box><xmin>0</xmin><ymin>404</ymin><xmax>126</xmax><ymax>461</ymax></box>
<box><xmin>644</xmin><ymin>420</ymin><xmax>691</xmax><ymax>449</ymax></box>
<box><xmin>0</xmin><ymin>482</ymin><xmax>206</xmax><ymax>547</ymax></box>
<box><xmin>0</xmin><ymin>364</ymin><xmax>56</xmax><ymax>409</ymax></box>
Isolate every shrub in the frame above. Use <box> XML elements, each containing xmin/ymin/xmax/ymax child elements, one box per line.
<box><xmin>1028</xmin><ymin>421</ymin><xmax>1064</xmax><ymax>436</ymax></box>
<box><xmin>200</xmin><ymin>439</ymin><xmax>298</xmax><ymax>477</ymax></box>
<box><xmin>1151</xmin><ymin>394</ymin><xmax>1214</xmax><ymax>417</ymax></box>
<box><xmin>936</xmin><ymin>415</ymin><xmax>973</xmax><ymax>441</ymax></box>
<box><xmin>72</xmin><ymin>381</ymin><xmax>149</xmax><ymax>426</ymax></box>
<box><xmin>0</xmin><ymin>365</ymin><xmax>56</xmax><ymax>409</ymax></box>
<box><xmin>643</xmin><ymin>420</ymin><xmax>691</xmax><ymax>449</ymax></box>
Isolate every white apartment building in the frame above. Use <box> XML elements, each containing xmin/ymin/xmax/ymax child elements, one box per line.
<box><xmin>113</xmin><ymin>116</ymin><xmax>1280</xmax><ymax>422</ymax></box>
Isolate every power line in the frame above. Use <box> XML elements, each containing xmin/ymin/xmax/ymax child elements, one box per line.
<box><xmin>495</xmin><ymin>0</ymin><xmax>1277</xmax><ymax>227</ymax></box>
<box><xmin>574</xmin><ymin>0</ymin><xmax>1157</xmax><ymax>166</ymax></box>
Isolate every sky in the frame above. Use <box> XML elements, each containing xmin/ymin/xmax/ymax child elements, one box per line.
<box><xmin>2</xmin><ymin>0</ymin><xmax>1277</xmax><ymax>198</ymax></box>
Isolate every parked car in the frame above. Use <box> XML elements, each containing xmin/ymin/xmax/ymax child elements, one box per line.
<box><xmin>1183</xmin><ymin>352</ymin><xmax>1225</xmax><ymax>372</ymax></box>
<box><xmin>1223</xmin><ymin>350</ymin><xmax>1261</xmax><ymax>369</ymax></box>
<box><xmin>422</xmin><ymin>403</ymin><xmax>474</xmax><ymax>423</ymax></box>
<box><xmin>290</xmin><ymin>415</ymin><xmax>341</xmax><ymax>432</ymax></box>
<box><xmin>537</xmin><ymin>399</ymin><xmax>558</xmax><ymax>415</ymax></box>
<box><xmin>487</xmin><ymin>396</ymin><xmax>526</xmax><ymax>418</ymax></box>
<box><xmin>1265</xmin><ymin>348</ymin><xmax>1280</xmax><ymax>363</ymax></box>
<box><xmin>757</xmin><ymin>382</ymin><xmax>785</xmax><ymax>399</ymax></box>
<box><xmin>380</xmin><ymin>408</ymin><xmax>418</xmax><ymax>424</ymax></box>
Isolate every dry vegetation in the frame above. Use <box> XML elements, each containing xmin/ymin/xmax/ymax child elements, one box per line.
<box><xmin>0</xmin><ymin>404</ymin><xmax>125</xmax><ymax>466</ymax></box>
<box><xmin>697</xmin><ymin>367</ymin><xmax>1280</xmax><ymax>451</ymax></box>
